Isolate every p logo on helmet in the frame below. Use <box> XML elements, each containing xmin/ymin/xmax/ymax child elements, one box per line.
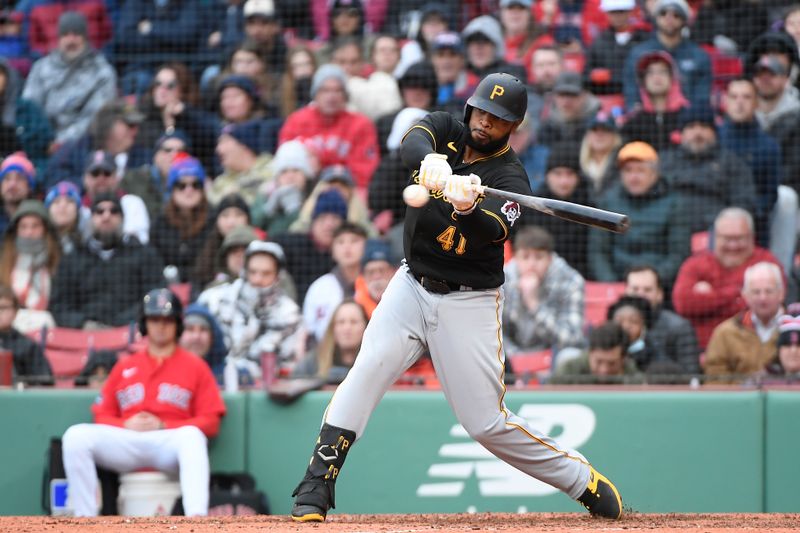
<box><xmin>490</xmin><ymin>85</ymin><xmax>504</xmax><ymax>100</ymax></box>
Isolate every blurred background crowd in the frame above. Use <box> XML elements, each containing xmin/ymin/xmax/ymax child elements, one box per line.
<box><xmin>1</xmin><ymin>0</ymin><xmax>800</xmax><ymax>389</ymax></box>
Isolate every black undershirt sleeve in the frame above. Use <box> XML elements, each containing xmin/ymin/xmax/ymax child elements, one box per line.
<box><xmin>400</xmin><ymin>126</ymin><xmax>437</xmax><ymax>172</ymax></box>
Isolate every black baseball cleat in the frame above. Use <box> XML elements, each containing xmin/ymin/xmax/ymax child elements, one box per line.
<box><xmin>577</xmin><ymin>466</ymin><xmax>623</xmax><ymax>519</ymax></box>
<box><xmin>291</xmin><ymin>479</ymin><xmax>331</xmax><ymax>523</ymax></box>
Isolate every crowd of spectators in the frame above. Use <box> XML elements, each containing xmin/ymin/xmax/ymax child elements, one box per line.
<box><xmin>3</xmin><ymin>0</ymin><xmax>800</xmax><ymax>389</ymax></box>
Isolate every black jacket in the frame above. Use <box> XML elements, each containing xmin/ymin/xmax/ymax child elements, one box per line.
<box><xmin>150</xmin><ymin>211</ymin><xmax>214</xmax><ymax>283</ymax></box>
<box><xmin>50</xmin><ymin>237</ymin><xmax>165</xmax><ymax>328</ymax></box>
<box><xmin>0</xmin><ymin>328</ymin><xmax>53</xmax><ymax>386</ymax></box>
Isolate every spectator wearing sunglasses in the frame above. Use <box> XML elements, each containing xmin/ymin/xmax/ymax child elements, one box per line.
<box><xmin>50</xmin><ymin>193</ymin><xmax>165</xmax><ymax>329</ymax></box>
<box><xmin>149</xmin><ymin>153</ymin><xmax>214</xmax><ymax>283</ymax></box>
<box><xmin>137</xmin><ymin>63</ymin><xmax>219</xmax><ymax>173</ymax></box>
<box><xmin>121</xmin><ymin>131</ymin><xmax>190</xmax><ymax>220</ymax></box>
<box><xmin>78</xmin><ymin>150</ymin><xmax>151</xmax><ymax>245</ymax></box>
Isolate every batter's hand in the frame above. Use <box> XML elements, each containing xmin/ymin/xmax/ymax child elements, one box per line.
<box><xmin>444</xmin><ymin>174</ymin><xmax>481</xmax><ymax>214</ymax></box>
<box><xmin>124</xmin><ymin>412</ymin><xmax>164</xmax><ymax>432</ymax></box>
<box><xmin>418</xmin><ymin>153</ymin><xmax>451</xmax><ymax>190</ymax></box>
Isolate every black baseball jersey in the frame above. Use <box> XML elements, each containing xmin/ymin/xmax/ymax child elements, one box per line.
<box><xmin>399</xmin><ymin>111</ymin><xmax>531</xmax><ymax>289</ymax></box>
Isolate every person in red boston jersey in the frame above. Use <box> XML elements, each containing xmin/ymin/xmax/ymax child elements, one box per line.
<box><xmin>61</xmin><ymin>288</ymin><xmax>226</xmax><ymax>517</ymax></box>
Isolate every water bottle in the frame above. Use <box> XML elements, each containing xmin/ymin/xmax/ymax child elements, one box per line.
<box><xmin>223</xmin><ymin>358</ymin><xmax>239</xmax><ymax>393</ymax></box>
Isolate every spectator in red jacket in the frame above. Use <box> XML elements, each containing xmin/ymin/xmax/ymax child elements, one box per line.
<box><xmin>672</xmin><ymin>207</ymin><xmax>785</xmax><ymax>349</ymax></box>
<box><xmin>279</xmin><ymin>64</ymin><xmax>380</xmax><ymax>191</ymax></box>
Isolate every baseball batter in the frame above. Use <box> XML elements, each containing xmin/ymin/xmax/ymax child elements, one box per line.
<box><xmin>291</xmin><ymin>73</ymin><xmax>623</xmax><ymax>522</ymax></box>
<box><xmin>61</xmin><ymin>288</ymin><xmax>226</xmax><ymax>516</ymax></box>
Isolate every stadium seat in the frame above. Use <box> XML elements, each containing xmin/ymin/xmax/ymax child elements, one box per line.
<box><xmin>584</xmin><ymin>281</ymin><xmax>626</xmax><ymax>326</ymax></box>
<box><xmin>168</xmin><ymin>283</ymin><xmax>192</xmax><ymax>308</ymax></box>
<box><xmin>36</xmin><ymin>324</ymin><xmax>136</xmax><ymax>386</ymax></box>
<box><xmin>508</xmin><ymin>349</ymin><xmax>553</xmax><ymax>377</ymax></box>
<box><xmin>692</xmin><ymin>231</ymin><xmax>710</xmax><ymax>253</ymax></box>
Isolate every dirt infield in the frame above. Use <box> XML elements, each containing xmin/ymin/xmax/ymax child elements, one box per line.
<box><xmin>2</xmin><ymin>513</ymin><xmax>798</xmax><ymax>533</ymax></box>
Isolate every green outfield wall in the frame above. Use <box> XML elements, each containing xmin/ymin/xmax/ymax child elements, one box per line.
<box><xmin>0</xmin><ymin>389</ymin><xmax>797</xmax><ymax>515</ymax></box>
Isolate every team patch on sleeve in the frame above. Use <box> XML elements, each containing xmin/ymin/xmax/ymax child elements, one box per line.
<box><xmin>501</xmin><ymin>201</ymin><xmax>521</xmax><ymax>226</ymax></box>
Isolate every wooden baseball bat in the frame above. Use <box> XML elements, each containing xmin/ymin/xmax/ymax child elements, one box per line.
<box><xmin>475</xmin><ymin>185</ymin><xmax>630</xmax><ymax>233</ymax></box>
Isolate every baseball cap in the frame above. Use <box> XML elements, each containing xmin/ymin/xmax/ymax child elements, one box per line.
<box><xmin>754</xmin><ymin>55</ymin><xmax>788</xmax><ymax>76</ymax></box>
<box><xmin>600</xmin><ymin>0</ymin><xmax>635</xmax><ymax>11</ymax></box>
<box><xmin>617</xmin><ymin>141</ymin><xmax>658</xmax><ymax>166</ymax></box>
<box><xmin>319</xmin><ymin>165</ymin><xmax>354</xmax><ymax>187</ymax></box>
<box><xmin>431</xmin><ymin>32</ymin><xmax>463</xmax><ymax>54</ymax></box>
<box><xmin>636</xmin><ymin>50</ymin><xmax>673</xmax><ymax>76</ymax></box>
<box><xmin>588</xmin><ymin>112</ymin><xmax>618</xmax><ymax>132</ymax></box>
<box><xmin>553</xmin><ymin>72</ymin><xmax>583</xmax><ymax>95</ymax></box>
<box><xmin>85</xmin><ymin>150</ymin><xmax>116</xmax><ymax>174</ymax></box>
<box><xmin>90</xmin><ymin>192</ymin><xmax>122</xmax><ymax>214</ymax></box>
<box><xmin>244</xmin><ymin>0</ymin><xmax>276</xmax><ymax>19</ymax></box>
<box><xmin>500</xmin><ymin>0</ymin><xmax>532</xmax><ymax>7</ymax></box>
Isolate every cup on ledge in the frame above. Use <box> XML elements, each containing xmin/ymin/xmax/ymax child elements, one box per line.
<box><xmin>0</xmin><ymin>350</ymin><xmax>13</xmax><ymax>387</ymax></box>
<box><xmin>261</xmin><ymin>352</ymin><xmax>277</xmax><ymax>389</ymax></box>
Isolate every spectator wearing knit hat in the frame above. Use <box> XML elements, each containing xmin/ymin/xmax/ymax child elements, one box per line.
<box><xmin>589</xmin><ymin>141</ymin><xmax>690</xmax><ymax>287</ymax></box>
<box><xmin>461</xmin><ymin>15</ymin><xmax>526</xmax><ymax>81</ymax></box>
<box><xmin>22</xmin><ymin>11</ymin><xmax>116</xmax><ymax>145</ymax></box>
<box><xmin>214</xmin><ymin>74</ymin><xmax>282</xmax><ymax>155</ymax></box>
<box><xmin>659</xmin><ymin>105</ymin><xmax>757</xmax><ymax>235</ymax></box>
<box><xmin>519</xmin><ymin>142</ymin><xmax>593</xmax><ymax>277</ymax></box>
<box><xmin>45</xmin><ymin>181</ymin><xmax>82</xmax><ymax>255</ymax></box>
<box><xmin>290</xmin><ymin>164</ymin><xmax>376</xmax><ymax>237</ymax></box>
<box><xmin>120</xmin><ymin>131</ymin><xmax>191</xmax><ymax>220</ymax></box>
<box><xmin>251</xmin><ymin>140</ymin><xmax>317</xmax><ymax>234</ymax></box>
<box><xmin>279</xmin><ymin>64</ymin><xmax>380</xmax><ymax>191</ymax></box>
<box><xmin>28</xmin><ymin>1</ymin><xmax>111</xmax><ymax>58</ymax></box>
<box><xmin>271</xmin><ymin>188</ymin><xmax>348</xmax><ymax>299</ymax></box>
<box><xmin>375</xmin><ymin>60</ymin><xmax>439</xmax><ymax>156</ymax></box>
<box><xmin>78</xmin><ymin>150</ymin><xmax>151</xmax><ymax>245</ymax></box>
<box><xmin>0</xmin><ymin>152</ymin><xmax>35</xmax><ymax>234</ymax></box>
<box><xmin>762</xmin><ymin>312</ymin><xmax>800</xmax><ymax>383</ymax></box>
<box><xmin>192</xmin><ymin>193</ymin><xmax>264</xmax><ymax>288</ymax></box>
<box><xmin>149</xmin><ymin>153</ymin><xmax>214</xmax><ymax>283</ymax></box>
<box><xmin>623</xmin><ymin>0</ymin><xmax>711</xmax><ymax>110</ymax></box>
<box><xmin>210</xmin><ymin>120</ymin><xmax>274</xmax><ymax>206</ymax></box>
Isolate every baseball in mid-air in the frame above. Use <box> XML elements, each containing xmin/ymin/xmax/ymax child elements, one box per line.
<box><xmin>403</xmin><ymin>184</ymin><xmax>430</xmax><ymax>208</ymax></box>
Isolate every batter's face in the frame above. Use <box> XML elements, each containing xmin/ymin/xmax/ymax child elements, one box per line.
<box><xmin>625</xmin><ymin>270</ymin><xmax>663</xmax><ymax>307</ymax></box>
<box><xmin>588</xmin><ymin>346</ymin><xmax>625</xmax><ymax>377</ymax></box>
<box><xmin>468</xmin><ymin>108</ymin><xmax>517</xmax><ymax>148</ymax></box>
<box><xmin>146</xmin><ymin>317</ymin><xmax>178</xmax><ymax>348</ymax></box>
<box><xmin>515</xmin><ymin>248</ymin><xmax>551</xmax><ymax>280</ymax></box>
<box><xmin>779</xmin><ymin>344</ymin><xmax>800</xmax><ymax>374</ymax></box>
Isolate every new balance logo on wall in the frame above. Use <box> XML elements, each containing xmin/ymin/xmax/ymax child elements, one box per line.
<box><xmin>417</xmin><ymin>404</ymin><xmax>596</xmax><ymax>498</ymax></box>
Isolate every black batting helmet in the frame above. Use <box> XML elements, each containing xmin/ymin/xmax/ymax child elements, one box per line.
<box><xmin>139</xmin><ymin>288</ymin><xmax>184</xmax><ymax>338</ymax></box>
<box><xmin>465</xmin><ymin>72</ymin><xmax>527</xmax><ymax>123</ymax></box>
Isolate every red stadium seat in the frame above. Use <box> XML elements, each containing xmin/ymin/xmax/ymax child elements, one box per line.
<box><xmin>168</xmin><ymin>283</ymin><xmax>192</xmax><ymax>308</ymax></box>
<box><xmin>692</xmin><ymin>231</ymin><xmax>710</xmax><ymax>253</ymax></box>
<box><xmin>508</xmin><ymin>350</ymin><xmax>553</xmax><ymax>376</ymax></box>
<box><xmin>584</xmin><ymin>281</ymin><xmax>626</xmax><ymax>326</ymax></box>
